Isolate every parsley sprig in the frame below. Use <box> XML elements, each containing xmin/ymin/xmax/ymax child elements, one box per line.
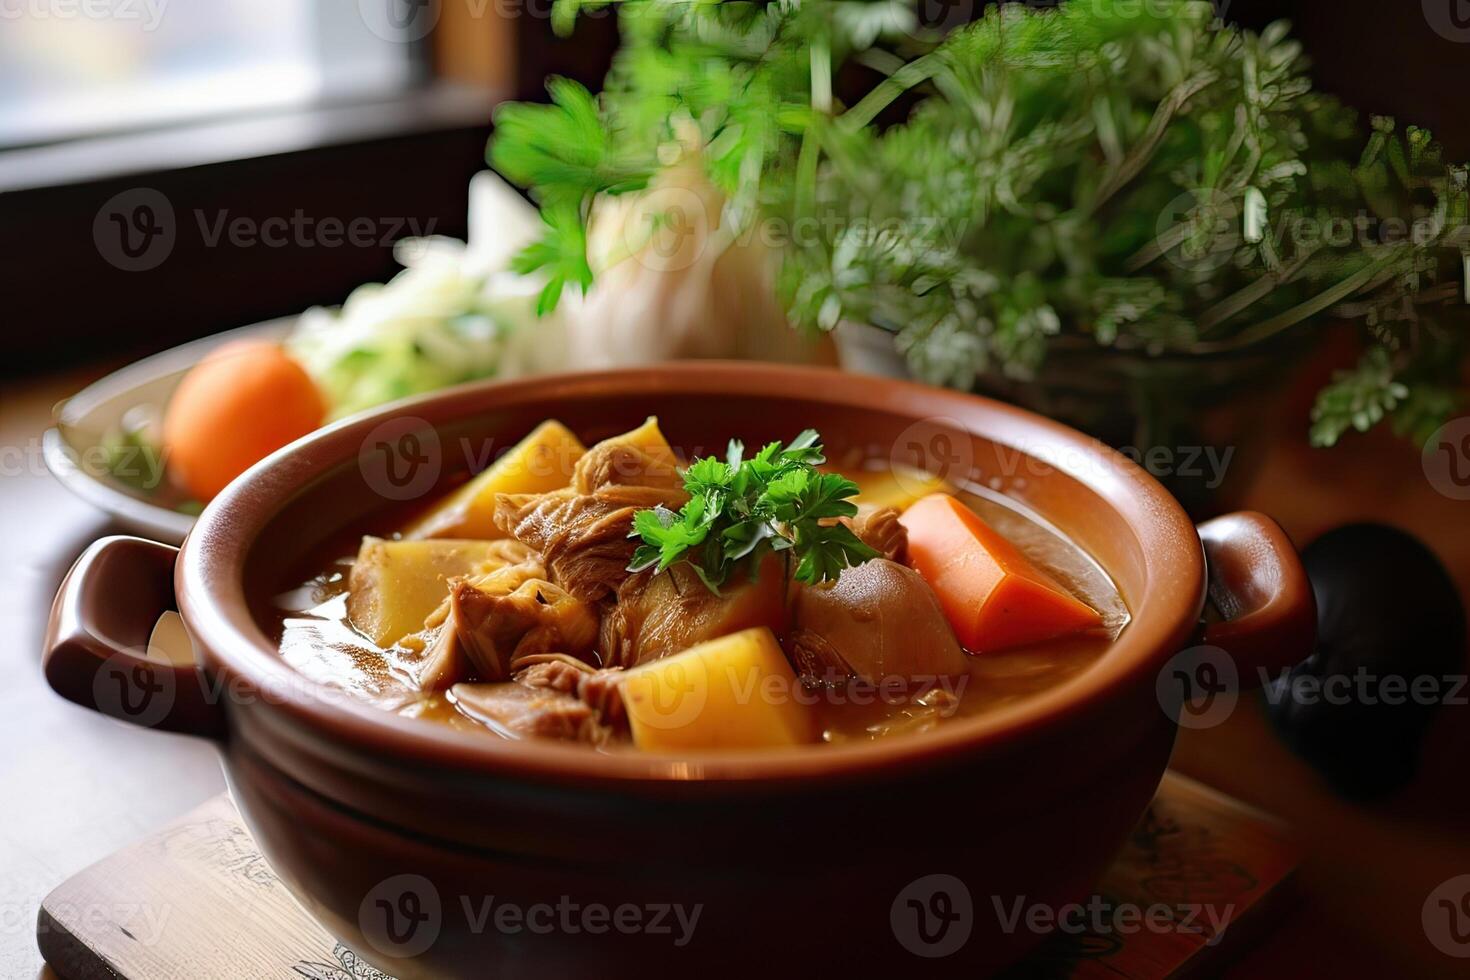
<box><xmin>628</xmin><ymin>430</ymin><xmax>879</xmax><ymax>592</ymax></box>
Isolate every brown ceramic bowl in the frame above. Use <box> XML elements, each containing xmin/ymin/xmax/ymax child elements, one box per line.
<box><xmin>43</xmin><ymin>364</ymin><xmax>1314</xmax><ymax>977</ymax></box>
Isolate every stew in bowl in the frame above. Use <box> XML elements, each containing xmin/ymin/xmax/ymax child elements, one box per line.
<box><xmin>43</xmin><ymin>364</ymin><xmax>1313</xmax><ymax>977</ymax></box>
<box><xmin>273</xmin><ymin>417</ymin><xmax>1132</xmax><ymax>751</ymax></box>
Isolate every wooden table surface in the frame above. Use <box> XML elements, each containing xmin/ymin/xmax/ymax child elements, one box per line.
<box><xmin>3</xmin><ymin>364</ymin><xmax>1467</xmax><ymax>978</ymax></box>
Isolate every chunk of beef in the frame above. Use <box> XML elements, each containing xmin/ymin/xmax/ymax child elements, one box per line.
<box><xmin>517</xmin><ymin>657</ymin><xmax>629</xmax><ymax>732</ymax></box>
<box><xmin>493</xmin><ymin>483</ymin><xmax>686</xmax><ymax>602</ymax></box>
<box><xmin>450</xmin><ymin>659</ymin><xmax>629</xmax><ymax>745</ymax></box>
<box><xmin>789</xmin><ymin>558</ymin><xmax>970</xmax><ymax>685</ymax></box>
<box><xmin>409</xmin><ymin>569</ymin><xmax>597</xmax><ymax>690</ymax></box>
<box><xmin>491</xmin><ymin>419</ymin><xmax>690</xmax><ymax>602</ymax></box>
<box><xmin>399</xmin><ymin>560</ymin><xmax>543</xmax><ymax>689</ymax></box>
<box><xmin>572</xmin><ymin>438</ymin><xmax>682</xmax><ymax>495</ymax></box>
<box><xmin>450</xmin><ymin>681</ymin><xmax>620</xmax><ymax>744</ymax></box>
<box><xmin>599</xmin><ymin>556</ymin><xmax>788</xmax><ymax>669</ymax></box>
<box><xmin>420</xmin><ymin>575</ymin><xmax>596</xmax><ymax>690</ymax></box>
<box><xmin>466</xmin><ymin>538</ymin><xmax>537</xmax><ymax>572</ymax></box>
<box><xmin>843</xmin><ymin>504</ymin><xmax>907</xmax><ymax>563</ymax></box>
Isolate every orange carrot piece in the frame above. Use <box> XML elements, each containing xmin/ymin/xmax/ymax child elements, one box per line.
<box><xmin>898</xmin><ymin>493</ymin><xmax>1102</xmax><ymax>652</ymax></box>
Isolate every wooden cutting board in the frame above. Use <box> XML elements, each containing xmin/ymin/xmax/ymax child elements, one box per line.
<box><xmin>36</xmin><ymin>771</ymin><xmax>1298</xmax><ymax>979</ymax></box>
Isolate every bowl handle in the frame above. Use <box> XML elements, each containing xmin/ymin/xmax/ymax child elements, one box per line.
<box><xmin>44</xmin><ymin>536</ymin><xmax>225</xmax><ymax>738</ymax></box>
<box><xmin>1196</xmin><ymin>511</ymin><xmax>1317</xmax><ymax>688</ymax></box>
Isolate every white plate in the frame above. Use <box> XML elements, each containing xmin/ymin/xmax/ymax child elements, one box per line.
<box><xmin>43</xmin><ymin>318</ymin><xmax>294</xmax><ymax>544</ymax></box>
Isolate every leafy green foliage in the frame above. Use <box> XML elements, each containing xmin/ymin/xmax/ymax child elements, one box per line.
<box><xmin>492</xmin><ymin>0</ymin><xmax>1466</xmax><ymax>445</ymax></box>
<box><xmin>509</xmin><ymin>203</ymin><xmax>595</xmax><ymax>314</ymax></box>
<box><xmin>784</xmin><ymin>1</ymin><xmax>1466</xmax><ymax>441</ymax></box>
<box><xmin>489</xmin><ymin>76</ymin><xmax>650</xmax><ymax>206</ymax></box>
<box><xmin>628</xmin><ymin>429</ymin><xmax>878</xmax><ymax>592</ymax></box>
<box><xmin>1310</xmin><ymin>349</ymin><xmax>1409</xmax><ymax>447</ymax></box>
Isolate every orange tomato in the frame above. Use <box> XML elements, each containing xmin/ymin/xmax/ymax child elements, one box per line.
<box><xmin>163</xmin><ymin>340</ymin><xmax>324</xmax><ymax>501</ymax></box>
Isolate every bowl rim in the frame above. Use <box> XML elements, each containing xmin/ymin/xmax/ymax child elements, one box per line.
<box><xmin>179</xmin><ymin>362</ymin><xmax>1205</xmax><ymax>786</ymax></box>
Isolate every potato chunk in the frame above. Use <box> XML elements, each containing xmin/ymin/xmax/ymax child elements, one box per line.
<box><xmin>620</xmin><ymin>627</ymin><xmax>816</xmax><ymax>751</ymax></box>
<box><xmin>347</xmin><ymin>537</ymin><xmax>531</xmax><ymax>647</ymax></box>
<box><xmin>405</xmin><ymin>420</ymin><xmax>586</xmax><ymax>539</ymax></box>
<box><xmin>851</xmin><ymin>465</ymin><xmax>954</xmax><ymax>512</ymax></box>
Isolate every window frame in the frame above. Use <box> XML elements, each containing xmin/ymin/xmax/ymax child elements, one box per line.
<box><xmin>0</xmin><ymin>3</ymin><xmax>516</xmax><ymax>377</ymax></box>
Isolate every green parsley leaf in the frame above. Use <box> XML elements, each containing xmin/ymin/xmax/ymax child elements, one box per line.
<box><xmin>629</xmin><ymin>500</ymin><xmax>711</xmax><ymax>574</ymax></box>
<box><xmin>792</xmin><ymin>522</ymin><xmax>879</xmax><ymax>586</ymax></box>
<box><xmin>510</xmin><ymin>203</ymin><xmax>594</xmax><ymax>315</ymax></box>
<box><xmin>626</xmin><ymin>429</ymin><xmax>878</xmax><ymax>592</ymax></box>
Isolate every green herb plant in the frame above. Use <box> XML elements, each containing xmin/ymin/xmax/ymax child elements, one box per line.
<box><xmin>492</xmin><ymin>0</ymin><xmax>1465</xmax><ymax>447</ymax></box>
<box><xmin>629</xmin><ymin>429</ymin><xmax>879</xmax><ymax>593</ymax></box>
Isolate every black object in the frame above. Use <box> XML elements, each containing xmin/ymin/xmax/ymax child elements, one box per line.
<box><xmin>1263</xmin><ymin>523</ymin><xmax>1467</xmax><ymax>799</ymax></box>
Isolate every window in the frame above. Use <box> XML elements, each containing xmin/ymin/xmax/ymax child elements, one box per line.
<box><xmin>0</xmin><ymin>0</ymin><xmax>425</xmax><ymax>148</ymax></box>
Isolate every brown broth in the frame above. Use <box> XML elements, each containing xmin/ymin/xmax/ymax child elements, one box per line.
<box><xmin>270</xmin><ymin>474</ymin><xmax>1129</xmax><ymax>748</ymax></box>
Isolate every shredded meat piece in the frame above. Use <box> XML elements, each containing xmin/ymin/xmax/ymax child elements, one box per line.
<box><xmin>598</xmin><ymin>556</ymin><xmax>788</xmax><ymax>669</ymax></box>
<box><xmin>451</xmin><ymin>682</ymin><xmax>618</xmax><ymax>743</ymax></box>
<box><xmin>575</xmin><ymin>668</ymin><xmax>628</xmax><ymax>729</ymax></box>
<box><xmin>411</xmin><ymin>571</ymin><xmax>597</xmax><ymax>690</ymax></box>
<box><xmin>491</xmin><ymin>421</ymin><xmax>690</xmax><ymax>602</ymax></box>
<box><xmin>401</xmin><ymin>560</ymin><xmax>542</xmax><ymax>689</ymax></box>
<box><xmin>516</xmin><ymin>657</ymin><xmax>589</xmax><ymax>693</ymax></box>
<box><xmin>451</xmin><ymin>660</ymin><xmax>629</xmax><ymax>744</ymax></box>
<box><xmin>517</xmin><ymin>658</ymin><xmax>629</xmax><ymax>731</ymax></box>
<box><xmin>493</xmin><ymin>483</ymin><xmax>686</xmax><ymax>602</ymax></box>
<box><xmin>466</xmin><ymin>538</ymin><xmax>535</xmax><ymax>566</ymax></box>
<box><xmin>572</xmin><ymin>439</ymin><xmax>682</xmax><ymax>495</ymax></box>
<box><xmin>447</xmin><ymin>577</ymin><xmax>595</xmax><ymax>679</ymax></box>
<box><xmin>843</xmin><ymin>504</ymin><xmax>907</xmax><ymax>563</ymax></box>
<box><xmin>789</xmin><ymin>558</ymin><xmax>969</xmax><ymax>685</ymax></box>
